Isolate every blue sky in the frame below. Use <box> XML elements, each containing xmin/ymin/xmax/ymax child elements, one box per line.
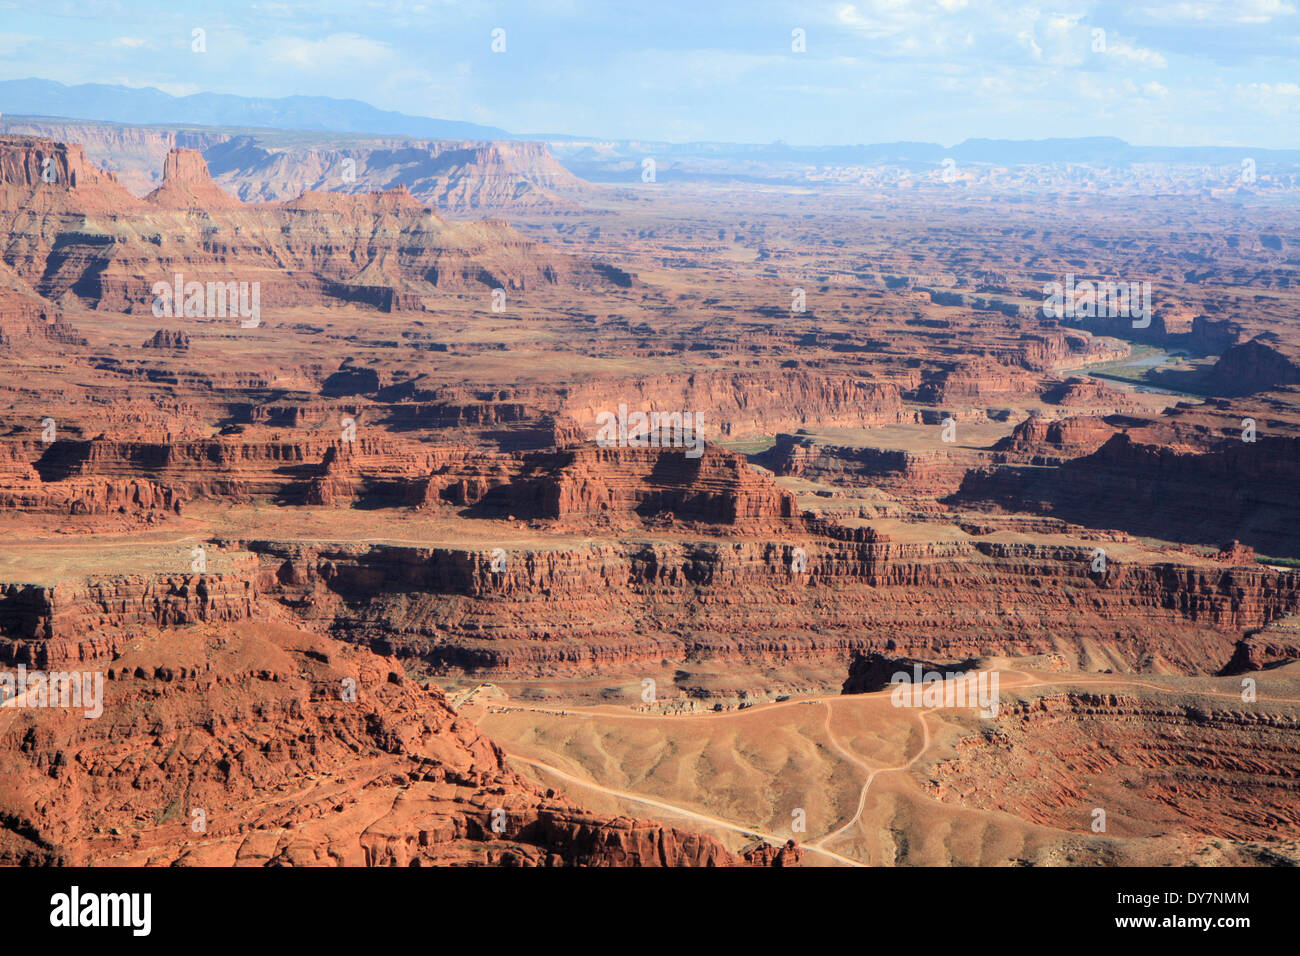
<box><xmin>0</xmin><ymin>0</ymin><xmax>1297</xmax><ymax>146</ymax></box>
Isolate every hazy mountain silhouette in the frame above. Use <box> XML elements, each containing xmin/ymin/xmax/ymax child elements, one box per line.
<box><xmin>0</xmin><ymin>78</ymin><xmax>513</xmax><ymax>140</ymax></box>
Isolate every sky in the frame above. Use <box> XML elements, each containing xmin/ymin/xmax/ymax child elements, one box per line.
<box><xmin>0</xmin><ymin>0</ymin><xmax>1297</xmax><ymax>147</ymax></box>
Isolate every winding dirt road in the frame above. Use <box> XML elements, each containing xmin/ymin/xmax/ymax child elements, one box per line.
<box><xmin>506</xmin><ymin>752</ymin><xmax>866</xmax><ymax>867</ymax></box>
<box><xmin>486</xmin><ymin>668</ymin><xmax>1297</xmax><ymax>866</ymax></box>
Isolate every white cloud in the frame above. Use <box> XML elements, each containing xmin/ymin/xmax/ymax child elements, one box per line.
<box><xmin>835</xmin><ymin>0</ymin><xmax>925</xmax><ymax>40</ymax></box>
<box><xmin>1238</xmin><ymin>80</ymin><xmax>1300</xmax><ymax>96</ymax></box>
<box><xmin>1138</xmin><ymin>0</ymin><xmax>1297</xmax><ymax>23</ymax></box>
<box><xmin>1104</xmin><ymin>42</ymin><xmax>1167</xmax><ymax>69</ymax></box>
<box><xmin>1233</xmin><ymin>80</ymin><xmax>1300</xmax><ymax>116</ymax></box>
<box><xmin>269</xmin><ymin>33</ymin><xmax>393</xmax><ymax>70</ymax></box>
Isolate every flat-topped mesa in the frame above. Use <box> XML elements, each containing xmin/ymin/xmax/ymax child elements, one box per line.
<box><xmin>142</xmin><ymin>329</ymin><xmax>190</xmax><ymax>350</ymax></box>
<box><xmin>757</xmin><ymin>433</ymin><xmax>971</xmax><ymax>498</ymax></box>
<box><xmin>285</xmin><ymin>183</ymin><xmax>432</xmax><ymax>215</ymax></box>
<box><xmin>0</xmin><ymin>285</ymin><xmax>83</xmax><ymax>346</ymax></box>
<box><xmin>210</xmin><ymin>137</ymin><xmax>590</xmax><ymax>211</ymax></box>
<box><xmin>912</xmin><ymin>359</ymin><xmax>1039</xmax><ymax>404</ymax></box>
<box><xmin>426</xmin><ymin>443</ymin><xmax>801</xmax><ymax>530</ymax></box>
<box><xmin>0</xmin><ymin>135</ymin><xmax>139</xmax><ymax>208</ymax></box>
<box><xmin>1013</xmin><ymin>329</ymin><xmax>1128</xmax><ymax>371</ymax></box>
<box><xmin>543</xmin><ymin>444</ymin><xmax>799</xmax><ymax>528</ymax></box>
<box><xmin>1041</xmin><ymin>376</ymin><xmax>1148</xmax><ymax>410</ymax></box>
<box><xmin>0</xmin><ymin>561</ymin><xmax>259</xmax><ymax>667</ymax></box>
<box><xmin>1208</xmin><ymin>334</ymin><xmax>1300</xmax><ymax>395</ymax></box>
<box><xmin>14</xmin><ymin>432</ymin><xmax>439</xmax><ymax>504</ymax></box>
<box><xmin>558</xmin><ymin>370</ymin><xmax>906</xmax><ymax>440</ymax></box>
<box><xmin>993</xmin><ymin>414</ymin><xmax>1119</xmax><ymax>462</ymax></box>
<box><xmin>961</xmin><ymin>428</ymin><xmax>1300</xmax><ymax>557</ymax></box>
<box><xmin>0</xmin><ymin>475</ymin><xmax>184</xmax><ymax>518</ymax></box>
<box><xmin>145</xmin><ymin>147</ymin><xmax>243</xmax><ymax>210</ymax></box>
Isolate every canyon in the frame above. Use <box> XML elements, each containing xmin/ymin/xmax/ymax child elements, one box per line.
<box><xmin>1</xmin><ymin>125</ymin><xmax>1298</xmax><ymax>868</ymax></box>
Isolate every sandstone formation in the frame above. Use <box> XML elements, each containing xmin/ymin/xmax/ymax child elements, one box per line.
<box><xmin>0</xmin><ymin>619</ymin><xmax>793</xmax><ymax>866</ymax></box>
<box><xmin>927</xmin><ymin>691</ymin><xmax>1300</xmax><ymax>843</ymax></box>
<box><xmin>248</xmin><ymin>518</ymin><xmax>1299</xmax><ymax>679</ymax></box>
<box><xmin>758</xmin><ymin>433</ymin><xmax>970</xmax><ymax>498</ymax></box>
<box><xmin>1208</xmin><ymin>335</ymin><xmax>1300</xmax><ymax>395</ymax></box>
<box><xmin>142</xmin><ymin>329</ymin><xmax>190</xmax><ymax>349</ymax></box>
<box><xmin>0</xmin><ymin>137</ymin><xmax>631</xmax><ymax>315</ymax></box>
<box><xmin>0</xmin><ymin>118</ymin><xmax>594</xmax><ymax>212</ymax></box>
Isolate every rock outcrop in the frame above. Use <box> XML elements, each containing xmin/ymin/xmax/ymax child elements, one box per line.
<box><xmin>146</xmin><ymin>148</ymin><xmax>245</xmax><ymax>210</ymax></box>
<box><xmin>1208</xmin><ymin>335</ymin><xmax>1300</xmax><ymax>395</ymax></box>
<box><xmin>0</xmin><ymin>119</ymin><xmax>596</xmax><ymax>212</ymax></box>
<box><xmin>758</xmin><ymin>433</ymin><xmax>970</xmax><ymax>498</ymax></box>
<box><xmin>0</xmin><ymin>137</ymin><xmax>631</xmax><ymax>313</ymax></box>
<box><xmin>959</xmin><ymin>431</ymin><xmax>1300</xmax><ymax>557</ymax></box>
<box><xmin>239</xmin><ymin>521</ymin><xmax>1300</xmax><ymax>679</ymax></box>
<box><xmin>927</xmin><ymin>691</ymin><xmax>1300</xmax><ymax>842</ymax></box>
<box><xmin>142</xmin><ymin>329</ymin><xmax>190</xmax><ymax>350</ymax></box>
<box><xmin>0</xmin><ymin>619</ymin><xmax>793</xmax><ymax>866</ymax></box>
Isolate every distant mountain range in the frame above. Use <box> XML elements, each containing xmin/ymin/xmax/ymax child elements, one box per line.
<box><xmin>0</xmin><ymin>78</ymin><xmax>513</xmax><ymax>141</ymax></box>
<box><xmin>5</xmin><ymin>77</ymin><xmax>1300</xmax><ymax>168</ymax></box>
